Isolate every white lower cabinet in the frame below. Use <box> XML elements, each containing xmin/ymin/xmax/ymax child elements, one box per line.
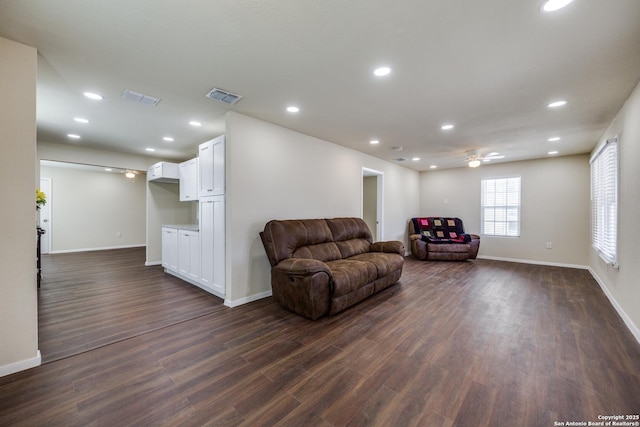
<box><xmin>199</xmin><ymin>195</ymin><xmax>225</xmax><ymax>296</ymax></box>
<box><xmin>178</xmin><ymin>229</ymin><xmax>200</xmax><ymax>281</ymax></box>
<box><xmin>161</xmin><ymin>197</ymin><xmax>224</xmax><ymax>298</ymax></box>
<box><xmin>161</xmin><ymin>227</ymin><xmax>178</xmax><ymax>272</ymax></box>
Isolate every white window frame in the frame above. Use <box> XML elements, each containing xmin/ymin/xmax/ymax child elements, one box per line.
<box><xmin>481</xmin><ymin>176</ymin><xmax>521</xmax><ymax>237</ymax></box>
<box><xmin>590</xmin><ymin>137</ymin><xmax>618</xmax><ymax>267</ymax></box>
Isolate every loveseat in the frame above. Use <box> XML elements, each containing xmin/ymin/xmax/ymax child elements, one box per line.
<box><xmin>409</xmin><ymin>217</ymin><xmax>480</xmax><ymax>261</ymax></box>
<box><xmin>260</xmin><ymin>217</ymin><xmax>404</xmax><ymax>320</ymax></box>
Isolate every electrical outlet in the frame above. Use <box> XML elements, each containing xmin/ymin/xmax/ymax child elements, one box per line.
<box><xmin>546</xmin><ymin>241</ymin><xmax>552</xmax><ymax>249</ymax></box>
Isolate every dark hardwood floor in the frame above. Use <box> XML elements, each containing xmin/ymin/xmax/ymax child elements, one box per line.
<box><xmin>1</xmin><ymin>249</ymin><xmax>639</xmax><ymax>426</ymax></box>
<box><xmin>37</xmin><ymin>248</ymin><xmax>225</xmax><ymax>363</ymax></box>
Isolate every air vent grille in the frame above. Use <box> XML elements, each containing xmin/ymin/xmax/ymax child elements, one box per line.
<box><xmin>205</xmin><ymin>88</ymin><xmax>243</xmax><ymax>105</ymax></box>
<box><xmin>121</xmin><ymin>89</ymin><xmax>161</xmax><ymax>106</ymax></box>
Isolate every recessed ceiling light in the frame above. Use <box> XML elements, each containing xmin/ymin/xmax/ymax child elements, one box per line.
<box><xmin>441</xmin><ymin>124</ymin><xmax>455</xmax><ymax>131</ymax></box>
<box><xmin>540</xmin><ymin>0</ymin><xmax>574</xmax><ymax>12</ymax></box>
<box><xmin>373</xmin><ymin>67</ymin><xmax>391</xmax><ymax>77</ymax></box>
<box><xmin>412</xmin><ymin>157</ymin><xmax>420</xmax><ymax>161</ymax></box>
<box><xmin>73</xmin><ymin>117</ymin><xmax>90</xmax><ymax>124</ymax></box>
<box><xmin>548</xmin><ymin>137</ymin><xmax>561</xmax><ymax>142</ymax></box>
<box><xmin>67</xmin><ymin>134</ymin><xmax>80</xmax><ymax>139</ymax></box>
<box><xmin>83</xmin><ymin>92</ymin><xmax>104</xmax><ymax>101</ymax></box>
<box><xmin>105</xmin><ymin>168</ymin><xmax>112</xmax><ymax>172</ymax></box>
<box><xmin>547</xmin><ymin>100</ymin><xmax>567</xmax><ymax>108</ymax></box>
<box><xmin>548</xmin><ymin>150</ymin><xmax>559</xmax><ymax>155</ymax></box>
<box><xmin>189</xmin><ymin>121</ymin><xmax>202</xmax><ymax>127</ymax></box>
<box><xmin>163</xmin><ymin>137</ymin><xmax>174</xmax><ymax>142</ymax></box>
<box><xmin>146</xmin><ymin>148</ymin><xmax>156</xmax><ymax>152</ymax></box>
<box><xmin>370</xmin><ymin>140</ymin><xmax>379</xmax><ymax>145</ymax></box>
<box><xmin>286</xmin><ymin>106</ymin><xmax>300</xmax><ymax>113</ymax></box>
<box><xmin>430</xmin><ymin>165</ymin><xmax>437</xmax><ymax>169</ymax></box>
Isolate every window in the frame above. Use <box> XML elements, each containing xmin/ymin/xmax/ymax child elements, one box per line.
<box><xmin>591</xmin><ymin>137</ymin><xmax>618</xmax><ymax>265</ymax></box>
<box><xmin>481</xmin><ymin>177</ymin><xmax>521</xmax><ymax>237</ymax></box>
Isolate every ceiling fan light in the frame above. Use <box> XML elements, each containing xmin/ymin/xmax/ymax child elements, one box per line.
<box><xmin>468</xmin><ymin>159</ymin><xmax>481</xmax><ymax>168</ymax></box>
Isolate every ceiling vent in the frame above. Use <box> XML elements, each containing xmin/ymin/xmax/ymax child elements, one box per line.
<box><xmin>393</xmin><ymin>157</ymin><xmax>407</xmax><ymax>162</ymax></box>
<box><xmin>205</xmin><ymin>88</ymin><xmax>243</xmax><ymax>105</ymax></box>
<box><xmin>121</xmin><ymin>89</ymin><xmax>161</xmax><ymax>106</ymax></box>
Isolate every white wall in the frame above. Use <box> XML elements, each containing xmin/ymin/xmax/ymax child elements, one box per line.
<box><xmin>419</xmin><ymin>154</ymin><xmax>591</xmax><ymax>267</ymax></box>
<box><xmin>40</xmin><ymin>164</ymin><xmax>147</xmax><ymax>252</ymax></box>
<box><xmin>0</xmin><ymin>37</ymin><xmax>39</xmax><ymax>376</ymax></box>
<box><xmin>590</xmin><ymin>79</ymin><xmax>640</xmax><ymax>341</ymax></box>
<box><xmin>225</xmin><ymin>112</ymin><xmax>420</xmax><ymax>305</ymax></box>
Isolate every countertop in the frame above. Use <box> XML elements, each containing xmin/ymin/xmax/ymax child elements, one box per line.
<box><xmin>162</xmin><ymin>224</ymin><xmax>199</xmax><ymax>231</ymax></box>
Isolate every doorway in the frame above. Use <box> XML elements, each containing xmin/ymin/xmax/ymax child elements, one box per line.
<box><xmin>362</xmin><ymin>167</ymin><xmax>383</xmax><ymax>241</ymax></box>
<box><xmin>39</xmin><ymin>177</ymin><xmax>51</xmax><ymax>254</ymax></box>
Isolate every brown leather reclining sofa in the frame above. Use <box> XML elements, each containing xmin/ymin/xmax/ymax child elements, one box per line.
<box><xmin>409</xmin><ymin>217</ymin><xmax>480</xmax><ymax>261</ymax></box>
<box><xmin>260</xmin><ymin>217</ymin><xmax>405</xmax><ymax>320</ymax></box>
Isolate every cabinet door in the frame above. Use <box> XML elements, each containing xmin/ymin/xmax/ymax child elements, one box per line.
<box><xmin>179</xmin><ymin>158</ymin><xmax>198</xmax><ymax>201</ymax></box>
<box><xmin>178</xmin><ymin>230</ymin><xmax>200</xmax><ymax>280</ymax></box>
<box><xmin>178</xmin><ymin>231</ymin><xmax>190</xmax><ymax>277</ymax></box>
<box><xmin>161</xmin><ymin>227</ymin><xmax>178</xmax><ymax>272</ymax></box>
<box><xmin>199</xmin><ymin>196</ymin><xmax>225</xmax><ymax>295</ymax></box>
<box><xmin>188</xmin><ymin>231</ymin><xmax>200</xmax><ymax>281</ymax></box>
<box><xmin>198</xmin><ymin>135</ymin><xmax>225</xmax><ymax>197</ymax></box>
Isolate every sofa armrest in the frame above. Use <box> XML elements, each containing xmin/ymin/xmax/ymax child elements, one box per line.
<box><xmin>271</xmin><ymin>258</ymin><xmax>332</xmax><ymax>320</ymax></box>
<box><xmin>370</xmin><ymin>240</ymin><xmax>405</xmax><ymax>256</ymax></box>
<box><xmin>409</xmin><ymin>233</ymin><xmax>422</xmax><ymax>241</ymax></box>
<box><xmin>274</xmin><ymin>258</ymin><xmax>331</xmax><ymax>276</ymax></box>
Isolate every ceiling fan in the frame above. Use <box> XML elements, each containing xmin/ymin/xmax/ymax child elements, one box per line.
<box><xmin>465</xmin><ymin>150</ymin><xmax>505</xmax><ymax>168</ymax></box>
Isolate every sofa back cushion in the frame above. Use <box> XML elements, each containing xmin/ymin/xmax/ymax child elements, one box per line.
<box><xmin>261</xmin><ymin>217</ymin><xmax>373</xmax><ymax>266</ymax></box>
<box><xmin>411</xmin><ymin>217</ymin><xmax>469</xmax><ymax>243</ymax></box>
<box><xmin>325</xmin><ymin>217</ymin><xmax>373</xmax><ymax>259</ymax></box>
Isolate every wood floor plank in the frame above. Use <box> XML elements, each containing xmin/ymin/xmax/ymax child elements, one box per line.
<box><xmin>1</xmin><ymin>251</ymin><xmax>639</xmax><ymax>426</ymax></box>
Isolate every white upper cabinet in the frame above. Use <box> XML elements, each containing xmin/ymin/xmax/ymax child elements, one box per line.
<box><xmin>198</xmin><ymin>135</ymin><xmax>225</xmax><ymax>197</ymax></box>
<box><xmin>148</xmin><ymin>161</ymin><xmax>179</xmax><ymax>182</ymax></box>
<box><xmin>179</xmin><ymin>158</ymin><xmax>198</xmax><ymax>201</ymax></box>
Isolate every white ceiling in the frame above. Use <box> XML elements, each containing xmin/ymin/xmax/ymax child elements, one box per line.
<box><xmin>1</xmin><ymin>0</ymin><xmax>639</xmax><ymax>171</ymax></box>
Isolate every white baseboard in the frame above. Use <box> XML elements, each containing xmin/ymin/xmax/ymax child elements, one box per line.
<box><xmin>51</xmin><ymin>244</ymin><xmax>145</xmax><ymax>254</ymax></box>
<box><xmin>476</xmin><ymin>255</ymin><xmax>589</xmax><ymax>270</ymax></box>
<box><xmin>145</xmin><ymin>260</ymin><xmax>162</xmax><ymax>266</ymax></box>
<box><xmin>225</xmin><ymin>290</ymin><xmax>272</xmax><ymax>308</ymax></box>
<box><xmin>588</xmin><ymin>267</ymin><xmax>640</xmax><ymax>345</ymax></box>
<box><xmin>0</xmin><ymin>350</ymin><xmax>41</xmax><ymax>378</ymax></box>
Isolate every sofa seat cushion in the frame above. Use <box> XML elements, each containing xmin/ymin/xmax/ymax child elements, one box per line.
<box><xmin>427</xmin><ymin>242</ymin><xmax>471</xmax><ymax>253</ymax></box>
<box><xmin>348</xmin><ymin>252</ymin><xmax>404</xmax><ymax>277</ymax></box>
<box><xmin>326</xmin><ymin>259</ymin><xmax>377</xmax><ymax>297</ymax></box>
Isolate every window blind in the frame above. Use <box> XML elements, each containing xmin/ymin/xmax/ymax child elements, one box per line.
<box><xmin>590</xmin><ymin>138</ymin><xmax>618</xmax><ymax>265</ymax></box>
<box><xmin>481</xmin><ymin>177</ymin><xmax>521</xmax><ymax>237</ymax></box>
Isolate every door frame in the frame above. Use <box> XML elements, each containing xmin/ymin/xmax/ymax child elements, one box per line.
<box><xmin>361</xmin><ymin>167</ymin><xmax>383</xmax><ymax>240</ymax></box>
<box><xmin>39</xmin><ymin>177</ymin><xmax>52</xmax><ymax>254</ymax></box>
